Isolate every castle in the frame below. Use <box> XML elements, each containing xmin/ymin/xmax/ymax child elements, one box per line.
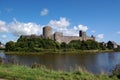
<box><xmin>21</xmin><ymin>26</ymin><xmax>95</xmax><ymax>44</ymax></box>
<box><xmin>42</xmin><ymin>26</ymin><xmax>95</xmax><ymax>43</ymax></box>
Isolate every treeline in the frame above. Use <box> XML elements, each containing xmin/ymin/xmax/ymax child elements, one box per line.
<box><xmin>5</xmin><ymin>36</ymin><xmax>118</xmax><ymax>52</ymax></box>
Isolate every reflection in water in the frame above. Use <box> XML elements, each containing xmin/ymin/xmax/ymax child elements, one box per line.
<box><xmin>0</xmin><ymin>52</ymin><xmax>6</xmax><ymax>58</ymax></box>
<box><xmin>0</xmin><ymin>51</ymin><xmax>6</xmax><ymax>63</ymax></box>
<box><xmin>1</xmin><ymin>52</ymin><xmax>120</xmax><ymax>74</ymax></box>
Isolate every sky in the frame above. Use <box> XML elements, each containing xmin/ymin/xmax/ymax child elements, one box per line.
<box><xmin>0</xmin><ymin>0</ymin><xmax>120</xmax><ymax>44</ymax></box>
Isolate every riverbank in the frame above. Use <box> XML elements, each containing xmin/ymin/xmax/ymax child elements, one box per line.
<box><xmin>4</xmin><ymin>49</ymin><xmax>114</xmax><ymax>55</ymax></box>
<box><xmin>0</xmin><ymin>64</ymin><xmax>118</xmax><ymax>80</ymax></box>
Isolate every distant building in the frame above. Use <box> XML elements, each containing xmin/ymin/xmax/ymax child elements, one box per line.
<box><xmin>21</xmin><ymin>26</ymin><xmax>96</xmax><ymax>44</ymax></box>
<box><xmin>99</xmin><ymin>42</ymin><xmax>107</xmax><ymax>46</ymax></box>
<box><xmin>0</xmin><ymin>42</ymin><xmax>5</xmax><ymax>49</ymax></box>
<box><xmin>107</xmin><ymin>41</ymin><xmax>118</xmax><ymax>49</ymax></box>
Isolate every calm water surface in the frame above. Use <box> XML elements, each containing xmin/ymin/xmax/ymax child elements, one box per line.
<box><xmin>0</xmin><ymin>51</ymin><xmax>120</xmax><ymax>74</ymax></box>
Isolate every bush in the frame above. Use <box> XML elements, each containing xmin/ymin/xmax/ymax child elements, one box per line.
<box><xmin>112</xmin><ymin>64</ymin><xmax>120</xmax><ymax>79</ymax></box>
<box><xmin>0</xmin><ymin>57</ymin><xmax>2</xmax><ymax>64</ymax></box>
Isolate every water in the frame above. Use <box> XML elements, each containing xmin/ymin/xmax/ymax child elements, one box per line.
<box><xmin>1</xmin><ymin>51</ymin><xmax>120</xmax><ymax>74</ymax></box>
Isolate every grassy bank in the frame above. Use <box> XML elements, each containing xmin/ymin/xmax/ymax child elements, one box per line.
<box><xmin>4</xmin><ymin>49</ymin><xmax>114</xmax><ymax>55</ymax></box>
<box><xmin>0</xmin><ymin>64</ymin><xmax>118</xmax><ymax>80</ymax></box>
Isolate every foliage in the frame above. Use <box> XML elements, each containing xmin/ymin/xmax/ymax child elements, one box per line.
<box><xmin>5</xmin><ymin>41</ymin><xmax>16</xmax><ymax>51</ymax></box>
<box><xmin>0</xmin><ymin>57</ymin><xmax>2</xmax><ymax>64</ymax></box>
<box><xmin>5</xmin><ymin>35</ymin><xmax>110</xmax><ymax>52</ymax></box>
<box><xmin>68</xmin><ymin>40</ymin><xmax>100</xmax><ymax>50</ymax></box>
<box><xmin>113</xmin><ymin>45</ymin><xmax>120</xmax><ymax>51</ymax></box>
<box><xmin>112</xmin><ymin>64</ymin><xmax>120</xmax><ymax>79</ymax></box>
<box><xmin>6</xmin><ymin>36</ymin><xmax>60</xmax><ymax>52</ymax></box>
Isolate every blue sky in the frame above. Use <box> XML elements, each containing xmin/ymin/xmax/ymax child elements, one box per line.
<box><xmin>0</xmin><ymin>0</ymin><xmax>120</xmax><ymax>44</ymax></box>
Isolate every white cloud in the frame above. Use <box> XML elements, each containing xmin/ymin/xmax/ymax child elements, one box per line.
<box><xmin>8</xmin><ymin>20</ymin><xmax>42</xmax><ymax>36</ymax></box>
<box><xmin>73</xmin><ymin>24</ymin><xmax>88</xmax><ymax>32</ymax></box>
<box><xmin>96</xmin><ymin>34</ymin><xmax>104</xmax><ymax>41</ymax></box>
<box><xmin>48</xmin><ymin>17</ymin><xmax>89</xmax><ymax>36</ymax></box>
<box><xmin>49</xmin><ymin>17</ymin><xmax>70</xmax><ymax>28</ymax></box>
<box><xmin>0</xmin><ymin>20</ymin><xmax>6</xmax><ymax>26</ymax></box>
<box><xmin>78</xmin><ymin>24</ymin><xmax>88</xmax><ymax>31</ymax></box>
<box><xmin>0</xmin><ymin>19</ymin><xmax>43</xmax><ymax>36</ymax></box>
<box><xmin>48</xmin><ymin>17</ymin><xmax>80</xmax><ymax>36</ymax></box>
<box><xmin>41</xmin><ymin>8</ymin><xmax>49</xmax><ymax>16</ymax></box>
<box><xmin>63</xmin><ymin>29</ymin><xmax>79</xmax><ymax>36</ymax></box>
<box><xmin>0</xmin><ymin>20</ymin><xmax>8</xmax><ymax>32</ymax></box>
<box><xmin>1</xmin><ymin>35</ymin><xmax>7</xmax><ymax>39</ymax></box>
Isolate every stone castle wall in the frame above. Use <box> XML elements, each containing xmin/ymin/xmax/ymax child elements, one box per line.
<box><xmin>52</xmin><ymin>27</ymin><xmax>95</xmax><ymax>43</ymax></box>
<box><xmin>22</xmin><ymin>26</ymin><xmax>95</xmax><ymax>44</ymax></box>
<box><xmin>61</xmin><ymin>36</ymin><xmax>82</xmax><ymax>44</ymax></box>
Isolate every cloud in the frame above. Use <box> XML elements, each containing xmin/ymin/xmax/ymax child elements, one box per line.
<box><xmin>49</xmin><ymin>17</ymin><xmax>70</xmax><ymax>31</ymax></box>
<box><xmin>8</xmin><ymin>19</ymin><xmax>42</xmax><ymax>36</ymax></box>
<box><xmin>48</xmin><ymin>17</ymin><xmax>80</xmax><ymax>36</ymax></box>
<box><xmin>78</xmin><ymin>24</ymin><xmax>88</xmax><ymax>31</ymax></box>
<box><xmin>49</xmin><ymin>17</ymin><xmax>70</xmax><ymax>28</ymax></box>
<box><xmin>73</xmin><ymin>24</ymin><xmax>88</xmax><ymax>31</ymax></box>
<box><xmin>117</xmin><ymin>31</ymin><xmax>120</xmax><ymax>34</ymax></box>
<box><xmin>63</xmin><ymin>29</ymin><xmax>79</xmax><ymax>36</ymax></box>
<box><xmin>41</xmin><ymin>8</ymin><xmax>49</xmax><ymax>16</ymax></box>
<box><xmin>48</xmin><ymin>17</ymin><xmax>90</xmax><ymax>36</ymax></box>
<box><xmin>96</xmin><ymin>34</ymin><xmax>104</xmax><ymax>41</ymax></box>
<box><xmin>0</xmin><ymin>20</ymin><xmax>8</xmax><ymax>32</ymax></box>
<box><xmin>1</xmin><ymin>35</ymin><xmax>7</xmax><ymax>39</ymax></box>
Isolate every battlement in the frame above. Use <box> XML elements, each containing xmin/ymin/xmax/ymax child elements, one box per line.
<box><xmin>42</xmin><ymin>26</ymin><xmax>95</xmax><ymax>43</ymax></box>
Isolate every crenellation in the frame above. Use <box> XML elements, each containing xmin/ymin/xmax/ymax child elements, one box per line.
<box><xmin>22</xmin><ymin>26</ymin><xmax>96</xmax><ymax>44</ymax></box>
<box><xmin>42</xmin><ymin>26</ymin><xmax>95</xmax><ymax>43</ymax></box>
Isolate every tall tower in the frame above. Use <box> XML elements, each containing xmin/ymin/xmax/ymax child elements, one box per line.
<box><xmin>43</xmin><ymin>26</ymin><xmax>52</xmax><ymax>39</ymax></box>
<box><xmin>91</xmin><ymin>35</ymin><xmax>95</xmax><ymax>41</ymax></box>
<box><xmin>79</xmin><ymin>30</ymin><xmax>86</xmax><ymax>41</ymax></box>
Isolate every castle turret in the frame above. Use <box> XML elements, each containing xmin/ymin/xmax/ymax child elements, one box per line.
<box><xmin>91</xmin><ymin>35</ymin><xmax>95</xmax><ymax>41</ymax></box>
<box><xmin>79</xmin><ymin>30</ymin><xmax>86</xmax><ymax>41</ymax></box>
<box><xmin>54</xmin><ymin>32</ymin><xmax>63</xmax><ymax>43</ymax></box>
<box><xmin>43</xmin><ymin>26</ymin><xmax>52</xmax><ymax>39</ymax></box>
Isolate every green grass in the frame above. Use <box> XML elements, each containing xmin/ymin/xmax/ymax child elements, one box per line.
<box><xmin>4</xmin><ymin>49</ymin><xmax>114</xmax><ymax>56</ymax></box>
<box><xmin>0</xmin><ymin>64</ymin><xmax>118</xmax><ymax>80</ymax></box>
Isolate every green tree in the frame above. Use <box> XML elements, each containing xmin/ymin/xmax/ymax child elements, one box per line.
<box><xmin>5</xmin><ymin>41</ymin><xmax>15</xmax><ymax>51</ymax></box>
<box><xmin>107</xmin><ymin>41</ymin><xmax>114</xmax><ymax>49</ymax></box>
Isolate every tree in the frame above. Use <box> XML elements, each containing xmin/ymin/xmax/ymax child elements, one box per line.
<box><xmin>107</xmin><ymin>41</ymin><xmax>114</xmax><ymax>49</ymax></box>
<box><xmin>5</xmin><ymin>41</ymin><xmax>15</xmax><ymax>51</ymax></box>
<box><xmin>61</xmin><ymin>42</ymin><xmax>67</xmax><ymax>49</ymax></box>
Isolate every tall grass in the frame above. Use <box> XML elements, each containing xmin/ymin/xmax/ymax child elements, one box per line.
<box><xmin>0</xmin><ymin>64</ymin><xmax>118</xmax><ymax>80</ymax></box>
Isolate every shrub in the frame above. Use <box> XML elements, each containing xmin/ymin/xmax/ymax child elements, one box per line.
<box><xmin>0</xmin><ymin>57</ymin><xmax>2</xmax><ymax>64</ymax></box>
<box><xmin>112</xmin><ymin>64</ymin><xmax>120</xmax><ymax>79</ymax></box>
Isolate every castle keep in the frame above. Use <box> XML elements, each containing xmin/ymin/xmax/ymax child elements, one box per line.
<box><xmin>42</xmin><ymin>26</ymin><xmax>95</xmax><ymax>43</ymax></box>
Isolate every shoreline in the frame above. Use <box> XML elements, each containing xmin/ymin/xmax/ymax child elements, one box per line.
<box><xmin>4</xmin><ymin>49</ymin><xmax>115</xmax><ymax>56</ymax></box>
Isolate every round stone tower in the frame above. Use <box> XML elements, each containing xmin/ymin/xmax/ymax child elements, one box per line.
<box><xmin>43</xmin><ymin>26</ymin><xmax>52</xmax><ymax>39</ymax></box>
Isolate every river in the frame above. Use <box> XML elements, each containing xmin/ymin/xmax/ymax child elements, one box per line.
<box><xmin>0</xmin><ymin>51</ymin><xmax>120</xmax><ymax>74</ymax></box>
